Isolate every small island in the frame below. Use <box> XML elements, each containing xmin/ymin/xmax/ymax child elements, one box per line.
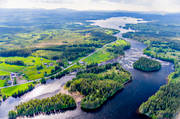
<box><xmin>8</xmin><ymin>93</ymin><xmax>76</xmax><ymax>119</ymax></box>
<box><xmin>133</xmin><ymin>57</ymin><xmax>161</xmax><ymax>72</ymax></box>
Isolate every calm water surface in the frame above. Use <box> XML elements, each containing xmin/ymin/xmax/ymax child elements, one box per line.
<box><xmin>0</xmin><ymin>17</ymin><xmax>174</xmax><ymax>119</ymax></box>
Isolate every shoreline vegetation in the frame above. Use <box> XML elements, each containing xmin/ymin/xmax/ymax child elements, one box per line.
<box><xmin>123</xmin><ymin>23</ymin><xmax>180</xmax><ymax>119</ymax></box>
<box><xmin>139</xmin><ymin>81</ymin><xmax>180</xmax><ymax>119</ymax></box>
<box><xmin>66</xmin><ymin>63</ymin><xmax>132</xmax><ymax>110</ymax></box>
<box><xmin>5</xmin><ymin>21</ymin><xmax>132</xmax><ymax>118</ymax></box>
<box><xmin>60</xmin><ymin>86</ymin><xmax>84</xmax><ymax>103</ymax></box>
<box><xmin>8</xmin><ymin>93</ymin><xmax>76</xmax><ymax>119</ymax></box>
<box><xmin>7</xmin><ymin>63</ymin><xmax>131</xmax><ymax>118</ymax></box>
<box><xmin>0</xmin><ymin>24</ymin><xmax>120</xmax><ymax>101</ymax></box>
<box><xmin>133</xmin><ymin>57</ymin><xmax>161</xmax><ymax>72</ymax></box>
<box><xmin>1</xmin><ymin>10</ymin><xmax>179</xmax><ymax>119</ymax></box>
<box><xmin>0</xmin><ymin>21</ymin><xmax>130</xmax><ymax>104</ymax></box>
<box><xmin>0</xmin><ymin>82</ymin><xmax>36</xmax><ymax>101</ymax></box>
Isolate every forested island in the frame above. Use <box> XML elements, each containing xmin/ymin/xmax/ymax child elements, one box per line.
<box><xmin>133</xmin><ymin>57</ymin><xmax>161</xmax><ymax>72</ymax></box>
<box><xmin>8</xmin><ymin>93</ymin><xmax>76</xmax><ymax>119</ymax></box>
<box><xmin>0</xmin><ymin>8</ymin><xmax>179</xmax><ymax>119</ymax></box>
<box><xmin>123</xmin><ymin>22</ymin><xmax>180</xmax><ymax>119</ymax></box>
<box><xmin>66</xmin><ymin>63</ymin><xmax>131</xmax><ymax>110</ymax></box>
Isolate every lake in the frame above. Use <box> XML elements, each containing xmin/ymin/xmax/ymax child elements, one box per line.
<box><xmin>0</xmin><ymin>17</ymin><xmax>174</xmax><ymax>119</ymax></box>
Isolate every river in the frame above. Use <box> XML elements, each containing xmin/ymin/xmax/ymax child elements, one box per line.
<box><xmin>0</xmin><ymin>17</ymin><xmax>174</xmax><ymax>119</ymax></box>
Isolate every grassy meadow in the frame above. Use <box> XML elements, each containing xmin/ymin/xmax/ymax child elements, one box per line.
<box><xmin>0</xmin><ymin>23</ymin><xmax>120</xmax><ymax>101</ymax></box>
<box><xmin>1</xmin><ymin>82</ymin><xmax>34</xmax><ymax>97</ymax></box>
<box><xmin>83</xmin><ymin>39</ymin><xmax>130</xmax><ymax>64</ymax></box>
<box><xmin>0</xmin><ymin>56</ymin><xmax>55</xmax><ymax>80</ymax></box>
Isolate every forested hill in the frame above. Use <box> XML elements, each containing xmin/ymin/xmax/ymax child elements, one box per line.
<box><xmin>1</xmin><ymin>9</ymin><xmax>180</xmax><ymax>32</ymax></box>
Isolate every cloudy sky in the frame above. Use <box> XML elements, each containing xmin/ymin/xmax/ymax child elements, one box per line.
<box><xmin>0</xmin><ymin>0</ymin><xmax>180</xmax><ymax>13</ymax></box>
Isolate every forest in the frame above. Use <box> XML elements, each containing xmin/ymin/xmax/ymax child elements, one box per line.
<box><xmin>139</xmin><ymin>81</ymin><xmax>180</xmax><ymax>119</ymax></box>
<box><xmin>133</xmin><ymin>57</ymin><xmax>161</xmax><ymax>72</ymax></box>
<box><xmin>123</xmin><ymin>22</ymin><xmax>180</xmax><ymax>119</ymax></box>
<box><xmin>0</xmin><ymin>23</ymin><xmax>119</xmax><ymax>101</ymax></box>
<box><xmin>66</xmin><ymin>63</ymin><xmax>131</xmax><ymax>110</ymax></box>
<box><xmin>8</xmin><ymin>93</ymin><xmax>76</xmax><ymax>119</ymax></box>
<box><xmin>0</xmin><ymin>8</ymin><xmax>179</xmax><ymax>119</ymax></box>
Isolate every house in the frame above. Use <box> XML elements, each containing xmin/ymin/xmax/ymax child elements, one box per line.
<box><xmin>79</xmin><ymin>61</ymin><xmax>85</xmax><ymax>65</ymax></box>
<box><xmin>10</xmin><ymin>72</ymin><xmax>17</xmax><ymax>80</ymax></box>
<box><xmin>7</xmin><ymin>80</ymin><xmax>12</xmax><ymax>85</ymax></box>
<box><xmin>50</xmin><ymin>63</ymin><xmax>53</xmax><ymax>66</ymax></box>
<box><xmin>68</xmin><ymin>61</ymin><xmax>72</xmax><ymax>65</ymax></box>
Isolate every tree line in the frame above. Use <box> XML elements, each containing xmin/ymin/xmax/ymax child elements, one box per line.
<box><xmin>66</xmin><ymin>63</ymin><xmax>131</xmax><ymax>110</ymax></box>
<box><xmin>139</xmin><ymin>81</ymin><xmax>180</xmax><ymax>119</ymax></box>
<box><xmin>9</xmin><ymin>93</ymin><xmax>76</xmax><ymax>119</ymax></box>
<box><xmin>12</xmin><ymin>84</ymin><xmax>34</xmax><ymax>98</ymax></box>
<box><xmin>5</xmin><ymin>60</ymin><xmax>25</xmax><ymax>66</ymax></box>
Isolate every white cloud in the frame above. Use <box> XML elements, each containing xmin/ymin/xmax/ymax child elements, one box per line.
<box><xmin>0</xmin><ymin>0</ymin><xmax>180</xmax><ymax>13</ymax></box>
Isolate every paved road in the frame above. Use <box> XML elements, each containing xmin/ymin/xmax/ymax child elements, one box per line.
<box><xmin>0</xmin><ymin>40</ymin><xmax>118</xmax><ymax>89</ymax></box>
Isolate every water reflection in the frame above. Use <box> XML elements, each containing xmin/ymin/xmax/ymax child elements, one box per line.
<box><xmin>0</xmin><ymin>17</ymin><xmax>174</xmax><ymax>119</ymax></box>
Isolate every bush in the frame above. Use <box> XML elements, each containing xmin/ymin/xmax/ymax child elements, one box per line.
<box><xmin>5</xmin><ymin>60</ymin><xmax>25</xmax><ymax>66</ymax></box>
<box><xmin>40</xmin><ymin>78</ymin><xmax>46</xmax><ymax>84</ymax></box>
<box><xmin>8</xmin><ymin>111</ymin><xmax>17</xmax><ymax>119</ymax></box>
<box><xmin>36</xmin><ymin>65</ymin><xmax>43</xmax><ymax>70</ymax></box>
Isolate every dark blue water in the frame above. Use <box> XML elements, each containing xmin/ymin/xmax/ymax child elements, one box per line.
<box><xmin>0</xmin><ymin>17</ymin><xmax>174</xmax><ymax>119</ymax></box>
<box><xmin>26</xmin><ymin>17</ymin><xmax>173</xmax><ymax>119</ymax></box>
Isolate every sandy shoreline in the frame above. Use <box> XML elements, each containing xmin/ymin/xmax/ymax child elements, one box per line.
<box><xmin>60</xmin><ymin>86</ymin><xmax>84</xmax><ymax>103</ymax></box>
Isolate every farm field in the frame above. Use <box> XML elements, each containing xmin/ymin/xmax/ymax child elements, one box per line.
<box><xmin>0</xmin><ymin>21</ymin><xmax>120</xmax><ymax>103</ymax></box>
<box><xmin>0</xmin><ymin>56</ymin><xmax>55</xmax><ymax>80</ymax></box>
<box><xmin>0</xmin><ymin>8</ymin><xmax>179</xmax><ymax>119</ymax></box>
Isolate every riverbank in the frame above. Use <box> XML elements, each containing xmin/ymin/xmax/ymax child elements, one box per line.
<box><xmin>9</xmin><ymin>93</ymin><xmax>76</xmax><ymax>119</ymax></box>
<box><xmin>0</xmin><ymin>17</ymin><xmax>174</xmax><ymax>119</ymax></box>
<box><xmin>122</xmin><ymin>18</ymin><xmax>180</xmax><ymax>119</ymax></box>
<box><xmin>59</xmin><ymin>86</ymin><xmax>84</xmax><ymax>103</ymax></box>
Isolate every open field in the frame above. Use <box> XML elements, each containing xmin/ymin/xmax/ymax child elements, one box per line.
<box><xmin>0</xmin><ymin>22</ymin><xmax>120</xmax><ymax>103</ymax></box>
<box><xmin>0</xmin><ymin>56</ymin><xmax>55</xmax><ymax>80</ymax></box>
<box><xmin>83</xmin><ymin>49</ymin><xmax>112</xmax><ymax>64</ymax></box>
<box><xmin>1</xmin><ymin>82</ymin><xmax>34</xmax><ymax>97</ymax></box>
<box><xmin>0</xmin><ymin>80</ymin><xmax>6</xmax><ymax>87</ymax></box>
<box><xmin>83</xmin><ymin>39</ymin><xmax>130</xmax><ymax>64</ymax></box>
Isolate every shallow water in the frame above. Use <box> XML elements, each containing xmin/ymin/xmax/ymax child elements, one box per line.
<box><xmin>0</xmin><ymin>74</ymin><xmax>76</xmax><ymax>119</ymax></box>
<box><xmin>0</xmin><ymin>17</ymin><xmax>174</xmax><ymax>119</ymax></box>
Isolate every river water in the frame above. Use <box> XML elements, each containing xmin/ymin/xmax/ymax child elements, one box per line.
<box><xmin>0</xmin><ymin>17</ymin><xmax>174</xmax><ymax>119</ymax></box>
